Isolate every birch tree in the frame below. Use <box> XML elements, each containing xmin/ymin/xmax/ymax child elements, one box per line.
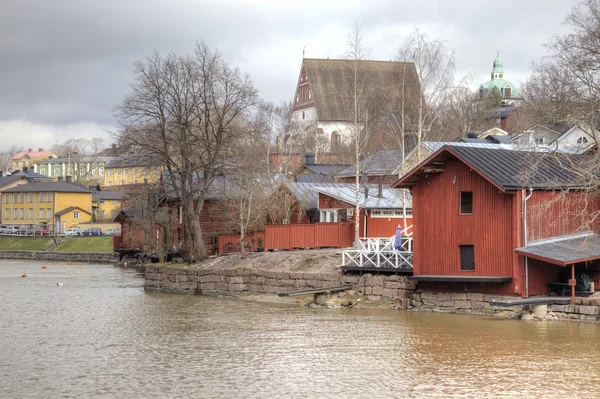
<box><xmin>114</xmin><ymin>42</ymin><xmax>258</xmax><ymax>261</ymax></box>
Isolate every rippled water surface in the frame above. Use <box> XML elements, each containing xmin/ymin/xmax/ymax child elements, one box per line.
<box><xmin>1</xmin><ymin>260</ymin><xmax>599</xmax><ymax>398</ymax></box>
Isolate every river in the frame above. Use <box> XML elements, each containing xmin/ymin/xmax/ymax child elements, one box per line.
<box><xmin>1</xmin><ymin>260</ymin><xmax>599</xmax><ymax>398</ymax></box>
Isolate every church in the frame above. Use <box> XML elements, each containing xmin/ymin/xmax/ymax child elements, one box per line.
<box><xmin>478</xmin><ymin>52</ymin><xmax>521</xmax><ymax>106</ymax></box>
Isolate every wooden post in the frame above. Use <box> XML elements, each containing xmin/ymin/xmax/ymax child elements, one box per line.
<box><xmin>570</xmin><ymin>263</ymin><xmax>576</xmax><ymax>304</ymax></box>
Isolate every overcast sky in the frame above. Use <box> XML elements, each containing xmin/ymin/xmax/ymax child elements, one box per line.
<box><xmin>0</xmin><ymin>0</ymin><xmax>580</xmax><ymax>151</ymax></box>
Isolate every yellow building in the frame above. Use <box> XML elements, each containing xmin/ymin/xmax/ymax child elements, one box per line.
<box><xmin>92</xmin><ymin>190</ymin><xmax>128</xmax><ymax>221</ymax></box>
<box><xmin>103</xmin><ymin>156</ymin><xmax>162</xmax><ymax>187</ymax></box>
<box><xmin>11</xmin><ymin>148</ymin><xmax>56</xmax><ymax>171</ymax></box>
<box><xmin>2</xmin><ymin>181</ymin><xmax>92</xmax><ymax>231</ymax></box>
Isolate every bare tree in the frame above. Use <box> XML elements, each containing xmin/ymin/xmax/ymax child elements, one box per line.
<box><xmin>114</xmin><ymin>42</ymin><xmax>258</xmax><ymax>261</ymax></box>
<box><xmin>0</xmin><ymin>145</ymin><xmax>24</xmax><ymax>173</ymax></box>
<box><xmin>397</xmin><ymin>28</ymin><xmax>457</xmax><ymax>162</ymax></box>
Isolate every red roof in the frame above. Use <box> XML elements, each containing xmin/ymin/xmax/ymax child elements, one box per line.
<box><xmin>11</xmin><ymin>149</ymin><xmax>55</xmax><ymax>160</ymax></box>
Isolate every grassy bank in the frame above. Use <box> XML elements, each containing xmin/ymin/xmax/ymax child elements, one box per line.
<box><xmin>0</xmin><ymin>237</ymin><xmax>54</xmax><ymax>251</ymax></box>
<box><xmin>54</xmin><ymin>236</ymin><xmax>113</xmax><ymax>253</ymax></box>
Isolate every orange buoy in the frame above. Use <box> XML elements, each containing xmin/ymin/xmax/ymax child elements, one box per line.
<box><xmin>42</xmin><ymin>265</ymin><xmax>47</xmax><ymax>269</ymax></box>
<box><xmin>21</xmin><ymin>274</ymin><xmax>27</xmax><ymax>278</ymax></box>
<box><xmin>66</xmin><ymin>262</ymin><xmax>72</xmax><ymax>265</ymax></box>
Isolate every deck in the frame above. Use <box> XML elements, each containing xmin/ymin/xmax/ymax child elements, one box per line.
<box><xmin>341</xmin><ymin>227</ymin><xmax>413</xmax><ymax>273</ymax></box>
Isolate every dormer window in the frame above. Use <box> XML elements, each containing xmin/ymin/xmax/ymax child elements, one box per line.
<box><xmin>504</xmin><ymin>86</ymin><xmax>512</xmax><ymax>98</ymax></box>
<box><xmin>577</xmin><ymin>136</ymin><xmax>589</xmax><ymax>144</ymax></box>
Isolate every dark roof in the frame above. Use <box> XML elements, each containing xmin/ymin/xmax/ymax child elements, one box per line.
<box><xmin>0</xmin><ymin>175</ymin><xmax>25</xmax><ymax>188</ymax></box>
<box><xmin>489</xmin><ymin>135</ymin><xmax>514</xmax><ymax>144</ymax></box>
<box><xmin>106</xmin><ymin>154</ymin><xmax>160</xmax><ymax>168</ymax></box>
<box><xmin>10</xmin><ymin>170</ymin><xmax>53</xmax><ymax>179</ymax></box>
<box><xmin>32</xmin><ymin>156</ymin><xmax>115</xmax><ymax>165</ymax></box>
<box><xmin>2</xmin><ymin>181</ymin><xmax>92</xmax><ymax>193</ymax></box>
<box><xmin>113</xmin><ymin>208</ymin><xmax>145</xmax><ymax>222</ymax></box>
<box><xmin>299</xmin><ymin>164</ymin><xmax>352</xmax><ymax>175</ymax></box>
<box><xmin>456</xmin><ymin>135</ymin><xmax>514</xmax><ymax>144</ymax></box>
<box><xmin>92</xmin><ymin>190</ymin><xmax>128</xmax><ymax>201</ymax></box>
<box><xmin>55</xmin><ymin>206</ymin><xmax>91</xmax><ymax>216</ymax></box>
<box><xmin>337</xmin><ymin>150</ymin><xmax>404</xmax><ymax>177</ymax></box>
<box><xmin>485</xmin><ymin>105</ymin><xmax>518</xmax><ymax>119</ymax></box>
<box><xmin>515</xmin><ymin>233</ymin><xmax>600</xmax><ymax>266</ymax></box>
<box><xmin>303</xmin><ymin>58</ymin><xmax>420</xmax><ymax>122</ymax></box>
<box><xmin>395</xmin><ymin>145</ymin><xmax>591</xmax><ymax>191</ymax></box>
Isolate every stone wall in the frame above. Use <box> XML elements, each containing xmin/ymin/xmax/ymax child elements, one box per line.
<box><xmin>144</xmin><ymin>265</ymin><xmax>416</xmax><ymax>304</ymax></box>
<box><xmin>0</xmin><ymin>251</ymin><xmax>116</xmax><ymax>263</ymax></box>
<box><xmin>411</xmin><ymin>291</ymin><xmax>600</xmax><ymax>322</ymax></box>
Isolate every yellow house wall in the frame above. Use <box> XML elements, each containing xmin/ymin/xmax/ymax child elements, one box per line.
<box><xmin>103</xmin><ymin>166</ymin><xmax>161</xmax><ymax>186</ymax></box>
<box><xmin>2</xmin><ymin>191</ymin><xmax>92</xmax><ymax>227</ymax></box>
<box><xmin>93</xmin><ymin>199</ymin><xmax>123</xmax><ymax>221</ymax></box>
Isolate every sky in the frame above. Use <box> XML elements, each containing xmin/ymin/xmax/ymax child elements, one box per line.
<box><xmin>0</xmin><ymin>0</ymin><xmax>580</xmax><ymax>152</ymax></box>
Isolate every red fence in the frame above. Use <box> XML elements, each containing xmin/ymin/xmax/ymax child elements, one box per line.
<box><xmin>218</xmin><ymin>232</ymin><xmax>264</xmax><ymax>254</ymax></box>
<box><xmin>265</xmin><ymin>223</ymin><xmax>354</xmax><ymax>251</ymax></box>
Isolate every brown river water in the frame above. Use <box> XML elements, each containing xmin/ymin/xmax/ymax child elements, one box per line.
<box><xmin>1</xmin><ymin>260</ymin><xmax>599</xmax><ymax>399</ymax></box>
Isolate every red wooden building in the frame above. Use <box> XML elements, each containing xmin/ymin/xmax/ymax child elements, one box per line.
<box><xmin>394</xmin><ymin>145</ymin><xmax>600</xmax><ymax>298</ymax></box>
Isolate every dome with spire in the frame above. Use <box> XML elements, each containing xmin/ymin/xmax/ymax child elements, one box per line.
<box><xmin>478</xmin><ymin>52</ymin><xmax>519</xmax><ymax>101</ymax></box>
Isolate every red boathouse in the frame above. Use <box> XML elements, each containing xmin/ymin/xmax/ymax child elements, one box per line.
<box><xmin>394</xmin><ymin>145</ymin><xmax>600</xmax><ymax>298</ymax></box>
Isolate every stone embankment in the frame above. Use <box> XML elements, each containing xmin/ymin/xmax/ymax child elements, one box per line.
<box><xmin>0</xmin><ymin>250</ymin><xmax>116</xmax><ymax>263</ymax></box>
<box><xmin>411</xmin><ymin>291</ymin><xmax>600</xmax><ymax>322</ymax></box>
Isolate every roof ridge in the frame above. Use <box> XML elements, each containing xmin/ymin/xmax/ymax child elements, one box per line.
<box><xmin>303</xmin><ymin>58</ymin><xmax>413</xmax><ymax>64</ymax></box>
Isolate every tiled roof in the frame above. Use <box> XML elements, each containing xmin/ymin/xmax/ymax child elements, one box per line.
<box><xmin>11</xmin><ymin>150</ymin><xmax>55</xmax><ymax>160</ymax></box>
<box><xmin>2</xmin><ymin>181</ymin><xmax>92</xmax><ymax>193</ymax></box>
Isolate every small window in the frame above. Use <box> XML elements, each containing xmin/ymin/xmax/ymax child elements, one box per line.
<box><xmin>460</xmin><ymin>192</ymin><xmax>473</xmax><ymax>215</ymax></box>
<box><xmin>40</xmin><ymin>208</ymin><xmax>45</xmax><ymax>219</ymax></box>
<box><xmin>92</xmin><ymin>169</ymin><xmax>97</xmax><ymax>176</ymax></box>
<box><xmin>73</xmin><ymin>211</ymin><xmax>79</xmax><ymax>219</ymax></box>
<box><xmin>47</xmin><ymin>208</ymin><xmax>51</xmax><ymax>218</ymax></box>
<box><xmin>100</xmin><ymin>200</ymin><xmax>106</xmax><ymax>204</ymax></box>
<box><xmin>577</xmin><ymin>136</ymin><xmax>589</xmax><ymax>144</ymax></box>
<box><xmin>20</xmin><ymin>208</ymin><xmax>24</xmax><ymax>219</ymax></box>
<box><xmin>13</xmin><ymin>193</ymin><xmax>17</xmax><ymax>203</ymax></box>
<box><xmin>107</xmin><ymin>181</ymin><xmax>113</xmax><ymax>186</ymax></box>
<box><xmin>143</xmin><ymin>178</ymin><xmax>148</xmax><ymax>184</ymax></box>
<box><xmin>535</xmin><ymin>137</ymin><xmax>544</xmax><ymax>144</ymax></box>
<box><xmin>107</xmin><ymin>169</ymin><xmax>112</xmax><ymax>176</ymax></box>
<box><xmin>124</xmin><ymin>168</ymin><xmax>129</xmax><ymax>175</ymax></box>
<box><xmin>39</xmin><ymin>192</ymin><xmax>44</xmax><ymax>202</ymax></box>
<box><xmin>20</xmin><ymin>193</ymin><xmax>24</xmax><ymax>203</ymax></box>
<box><xmin>40</xmin><ymin>168</ymin><xmax>46</xmax><ymax>175</ymax></box>
<box><xmin>111</xmin><ymin>200</ymin><xmax>117</xmax><ymax>205</ymax></box>
<box><xmin>80</xmin><ymin>169</ymin><xmax>85</xmax><ymax>176</ymax></box>
<box><xmin>29</xmin><ymin>193</ymin><xmax>33</xmax><ymax>202</ymax></box>
<box><xmin>13</xmin><ymin>209</ymin><xmax>18</xmax><ymax>219</ymax></box>
<box><xmin>460</xmin><ymin>245</ymin><xmax>475</xmax><ymax>271</ymax></box>
<box><xmin>117</xmin><ymin>169</ymin><xmax>121</xmax><ymax>175</ymax></box>
<box><xmin>504</xmin><ymin>86</ymin><xmax>512</xmax><ymax>98</ymax></box>
<box><xmin>99</xmin><ymin>168</ymin><xmax>104</xmax><ymax>176</ymax></box>
<box><xmin>28</xmin><ymin>208</ymin><xmax>33</xmax><ymax>219</ymax></box>
<box><xmin>5</xmin><ymin>208</ymin><xmax>10</xmax><ymax>219</ymax></box>
<box><xmin>54</xmin><ymin>168</ymin><xmax>60</xmax><ymax>176</ymax></box>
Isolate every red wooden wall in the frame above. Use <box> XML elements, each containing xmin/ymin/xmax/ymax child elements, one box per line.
<box><xmin>218</xmin><ymin>232</ymin><xmax>264</xmax><ymax>254</ymax></box>
<box><xmin>265</xmin><ymin>223</ymin><xmax>354</xmax><ymax>250</ymax></box>
<box><xmin>412</xmin><ymin>159</ymin><xmax>515</xmax><ymax>294</ymax></box>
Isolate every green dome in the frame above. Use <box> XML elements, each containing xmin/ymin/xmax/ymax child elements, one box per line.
<box><xmin>480</xmin><ymin>78</ymin><xmax>519</xmax><ymax>98</ymax></box>
<box><xmin>492</xmin><ymin>52</ymin><xmax>504</xmax><ymax>74</ymax></box>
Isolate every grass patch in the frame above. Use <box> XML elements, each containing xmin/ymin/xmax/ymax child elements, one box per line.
<box><xmin>0</xmin><ymin>237</ymin><xmax>54</xmax><ymax>251</ymax></box>
<box><xmin>54</xmin><ymin>236</ymin><xmax>114</xmax><ymax>253</ymax></box>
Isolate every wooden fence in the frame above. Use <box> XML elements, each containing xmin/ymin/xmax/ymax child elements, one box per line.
<box><xmin>265</xmin><ymin>223</ymin><xmax>354</xmax><ymax>251</ymax></box>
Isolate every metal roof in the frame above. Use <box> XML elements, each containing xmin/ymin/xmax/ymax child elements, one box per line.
<box><xmin>295</xmin><ymin>174</ymin><xmax>335</xmax><ymax>183</ymax></box>
<box><xmin>0</xmin><ymin>175</ymin><xmax>24</xmax><ymax>188</ymax></box>
<box><xmin>311</xmin><ymin>185</ymin><xmax>412</xmax><ymax>209</ymax></box>
<box><xmin>300</xmin><ymin>164</ymin><xmax>352</xmax><ymax>175</ymax></box>
<box><xmin>2</xmin><ymin>181</ymin><xmax>92</xmax><ymax>193</ymax></box>
<box><xmin>395</xmin><ymin>145</ymin><xmax>592</xmax><ymax>191</ymax></box>
<box><xmin>337</xmin><ymin>150</ymin><xmax>405</xmax><ymax>177</ymax></box>
<box><xmin>106</xmin><ymin>155</ymin><xmax>160</xmax><ymax>168</ymax></box>
<box><xmin>515</xmin><ymin>232</ymin><xmax>600</xmax><ymax>266</ymax></box>
<box><xmin>33</xmin><ymin>156</ymin><xmax>115</xmax><ymax>165</ymax></box>
<box><xmin>92</xmin><ymin>190</ymin><xmax>128</xmax><ymax>201</ymax></box>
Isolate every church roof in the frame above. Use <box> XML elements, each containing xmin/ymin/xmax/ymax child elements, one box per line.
<box><xmin>480</xmin><ymin>79</ymin><xmax>519</xmax><ymax>97</ymax></box>
<box><xmin>492</xmin><ymin>53</ymin><xmax>504</xmax><ymax>74</ymax></box>
<box><xmin>302</xmin><ymin>58</ymin><xmax>421</xmax><ymax>122</ymax></box>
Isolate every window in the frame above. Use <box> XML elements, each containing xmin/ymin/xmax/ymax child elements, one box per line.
<box><xmin>371</xmin><ymin>209</ymin><xmax>412</xmax><ymax>218</ymax></box>
<box><xmin>47</xmin><ymin>208</ymin><xmax>51</xmax><ymax>218</ymax></box>
<box><xmin>120</xmin><ymin>180</ymin><xmax>125</xmax><ymax>185</ymax></box>
<box><xmin>73</xmin><ymin>211</ymin><xmax>80</xmax><ymax>219</ymax></box>
<box><xmin>40</xmin><ymin>168</ymin><xmax>46</xmax><ymax>175</ymax></box>
<box><xmin>107</xmin><ymin>169</ymin><xmax>112</xmax><ymax>176</ymax></box>
<box><xmin>133</xmin><ymin>168</ymin><xmax>138</xmax><ymax>175</ymax></box>
<box><xmin>117</xmin><ymin>169</ymin><xmax>121</xmax><ymax>175</ymax></box>
<box><xmin>308</xmin><ymin>89</ymin><xmax>311</xmax><ymax>99</ymax></box>
<box><xmin>29</xmin><ymin>193</ymin><xmax>33</xmax><ymax>202</ymax></box>
<box><xmin>100</xmin><ymin>200</ymin><xmax>106</xmax><ymax>204</ymax></box>
<box><xmin>13</xmin><ymin>193</ymin><xmax>17</xmax><ymax>203</ymax></box>
<box><xmin>40</xmin><ymin>209</ymin><xmax>45</xmax><ymax>219</ymax></box>
<box><xmin>459</xmin><ymin>245</ymin><xmax>475</xmax><ymax>271</ymax></box>
<box><xmin>4</xmin><ymin>195</ymin><xmax>8</xmax><ymax>204</ymax></box>
<box><xmin>92</xmin><ymin>169</ymin><xmax>97</xmax><ymax>176</ymax></box>
<box><xmin>143</xmin><ymin>178</ymin><xmax>148</xmax><ymax>184</ymax></box>
<box><xmin>5</xmin><ymin>208</ymin><xmax>10</xmax><ymax>219</ymax></box>
<box><xmin>577</xmin><ymin>136</ymin><xmax>589</xmax><ymax>144</ymax></box>
<box><xmin>107</xmin><ymin>181</ymin><xmax>113</xmax><ymax>186</ymax></box>
<box><xmin>504</xmin><ymin>86</ymin><xmax>512</xmax><ymax>98</ymax></box>
<box><xmin>296</xmin><ymin>93</ymin><xmax>299</xmax><ymax>103</ymax></box>
<box><xmin>124</xmin><ymin>168</ymin><xmax>129</xmax><ymax>175</ymax></box>
<box><xmin>100</xmin><ymin>210</ymin><xmax>106</xmax><ymax>217</ymax></box>
<box><xmin>28</xmin><ymin>208</ymin><xmax>33</xmax><ymax>219</ymax></box>
<box><xmin>535</xmin><ymin>137</ymin><xmax>544</xmax><ymax>144</ymax></box>
<box><xmin>14</xmin><ymin>209</ymin><xmax>18</xmax><ymax>219</ymax></box>
<box><xmin>20</xmin><ymin>193</ymin><xmax>24</xmax><ymax>203</ymax></box>
<box><xmin>460</xmin><ymin>192</ymin><xmax>473</xmax><ymax>215</ymax></box>
<box><xmin>20</xmin><ymin>208</ymin><xmax>24</xmax><ymax>219</ymax></box>
<box><xmin>39</xmin><ymin>192</ymin><xmax>44</xmax><ymax>202</ymax></box>
<box><xmin>54</xmin><ymin>168</ymin><xmax>60</xmax><ymax>176</ymax></box>
<box><xmin>46</xmin><ymin>192</ymin><xmax>52</xmax><ymax>202</ymax></box>
<box><xmin>99</xmin><ymin>168</ymin><xmax>104</xmax><ymax>176</ymax></box>
<box><xmin>111</xmin><ymin>200</ymin><xmax>117</xmax><ymax>205</ymax></box>
<box><xmin>80</xmin><ymin>169</ymin><xmax>85</xmax><ymax>176</ymax></box>
<box><xmin>302</xmin><ymin>111</ymin><xmax>305</xmax><ymax>120</ymax></box>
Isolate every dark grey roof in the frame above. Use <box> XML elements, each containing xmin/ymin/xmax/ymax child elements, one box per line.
<box><xmin>303</xmin><ymin>58</ymin><xmax>420</xmax><ymax>122</ymax></box>
<box><xmin>92</xmin><ymin>190</ymin><xmax>128</xmax><ymax>201</ymax></box>
<box><xmin>10</xmin><ymin>170</ymin><xmax>52</xmax><ymax>179</ymax></box>
<box><xmin>296</xmin><ymin>174</ymin><xmax>335</xmax><ymax>183</ymax></box>
<box><xmin>486</xmin><ymin>106</ymin><xmax>518</xmax><ymax>119</ymax></box>
<box><xmin>32</xmin><ymin>156</ymin><xmax>115</xmax><ymax>165</ymax></box>
<box><xmin>396</xmin><ymin>145</ymin><xmax>591</xmax><ymax>191</ymax></box>
<box><xmin>515</xmin><ymin>233</ymin><xmax>600</xmax><ymax>265</ymax></box>
<box><xmin>114</xmin><ymin>208</ymin><xmax>145</xmax><ymax>222</ymax></box>
<box><xmin>300</xmin><ymin>164</ymin><xmax>352</xmax><ymax>175</ymax></box>
<box><xmin>312</xmin><ymin>185</ymin><xmax>412</xmax><ymax>209</ymax></box>
<box><xmin>489</xmin><ymin>135</ymin><xmax>514</xmax><ymax>144</ymax></box>
<box><xmin>337</xmin><ymin>150</ymin><xmax>404</xmax><ymax>177</ymax></box>
<box><xmin>2</xmin><ymin>181</ymin><xmax>92</xmax><ymax>193</ymax></box>
<box><xmin>0</xmin><ymin>175</ymin><xmax>25</xmax><ymax>188</ymax></box>
<box><xmin>106</xmin><ymin>155</ymin><xmax>160</xmax><ymax>168</ymax></box>
<box><xmin>55</xmin><ymin>206</ymin><xmax>91</xmax><ymax>216</ymax></box>
<box><xmin>285</xmin><ymin>182</ymin><xmax>331</xmax><ymax>208</ymax></box>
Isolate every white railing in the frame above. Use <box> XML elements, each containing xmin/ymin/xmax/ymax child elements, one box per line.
<box><xmin>342</xmin><ymin>226</ymin><xmax>414</xmax><ymax>269</ymax></box>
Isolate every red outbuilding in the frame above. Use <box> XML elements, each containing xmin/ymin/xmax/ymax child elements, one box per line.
<box><xmin>394</xmin><ymin>145</ymin><xmax>600</xmax><ymax>299</ymax></box>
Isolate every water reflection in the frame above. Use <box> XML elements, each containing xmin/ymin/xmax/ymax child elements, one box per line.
<box><xmin>0</xmin><ymin>260</ymin><xmax>598</xmax><ymax>398</ymax></box>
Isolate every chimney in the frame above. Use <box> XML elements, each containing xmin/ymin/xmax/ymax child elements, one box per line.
<box><xmin>58</xmin><ymin>176</ymin><xmax>64</xmax><ymax>182</ymax></box>
<box><xmin>23</xmin><ymin>166</ymin><xmax>28</xmax><ymax>173</ymax></box>
<box><xmin>66</xmin><ymin>175</ymin><xmax>72</xmax><ymax>183</ymax></box>
<box><xmin>305</xmin><ymin>153</ymin><xmax>315</xmax><ymax>166</ymax></box>
<box><xmin>38</xmin><ymin>148</ymin><xmax>44</xmax><ymax>152</ymax></box>
<box><xmin>467</xmin><ymin>132</ymin><xmax>478</xmax><ymax>139</ymax></box>
<box><xmin>28</xmin><ymin>148</ymin><xmax>32</xmax><ymax>153</ymax></box>
<box><xmin>378</xmin><ymin>176</ymin><xmax>383</xmax><ymax>198</ymax></box>
<box><xmin>364</xmin><ymin>186</ymin><xmax>369</xmax><ymax>199</ymax></box>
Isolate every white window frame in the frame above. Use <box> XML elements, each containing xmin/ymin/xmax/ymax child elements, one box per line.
<box><xmin>73</xmin><ymin>211</ymin><xmax>80</xmax><ymax>219</ymax></box>
<box><xmin>14</xmin><ymin>209</ymin><xmax>18</xmax><ymax>219</ymax></box>
<box><xmin>5</xmin><ymin>208</ymin><xmax>10</xmax><ymax>219</ymax></box>
<box><xmin>28</xmin><ymin>208</ymin><xmax>33</xmax><ymax>219</ymax></box>
<box><xmin>124</xmin><ymin>168</ymin><xmax>129</xmax><ymax>175</ymax></box>
<box><xmin>40</xmin><ymin>208</ymin><xmax>45</xmax><ymax>219</ymax></box>
<box><xmin>107</xmin><ymin>181</ymin><xmax>113</xmax><ymax>186</ymax></box>
<box><xmin>370</xmin><ymin>209</ymin><xmax>412</xmax><ymax>218</ymax></box>
<box><xmin>47</xmin><ymin>208</ymin><xmax>51</xmax><ymax>218</ymax></box>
